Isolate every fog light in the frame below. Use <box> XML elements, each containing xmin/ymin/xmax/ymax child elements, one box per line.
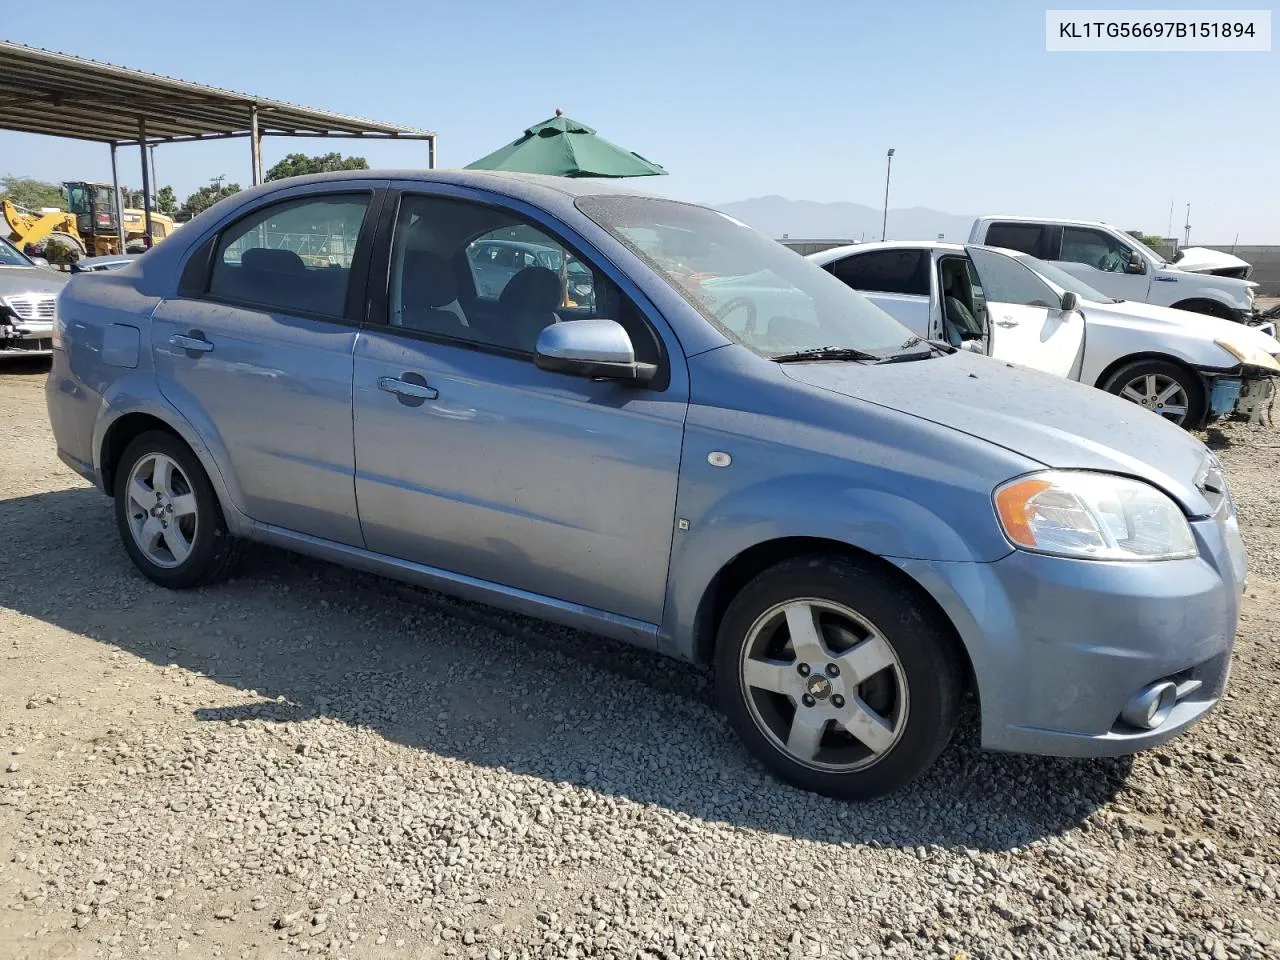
<box><xmin>1121</xmin><ymin>681</ymin><xmax>1178</xmax><ymax>730</ymax></box>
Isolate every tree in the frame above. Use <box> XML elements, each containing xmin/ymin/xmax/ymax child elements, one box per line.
<box><xmin>265</xmin><ymin>152</ymin><xmax>369</xmax><ymax>182</ymax></box>
<box><xmin>1</xmin><ymin>175</ymin><xmax>65</xmax><ymax>211</ymax></box>
<box><xmin>156</xmin><ymin>186</ymin><xmax>178</xmax><ymax>217</ymax></box>
<box><xmin>178</xmin><ymin>181</ymin><xmax>241</xmax><ymax>222</ymax></box>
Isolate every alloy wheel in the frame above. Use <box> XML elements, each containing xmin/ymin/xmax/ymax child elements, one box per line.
<box><xmin>1119</xmin><ymin>373</ymin><xmax>1190</xmax><ymax>424</ymax></box>
<box><xmin>738</xmin><ymin>599</ymin><xmax>909</xmax><ymax>772</ymax></box>
<box><xmin>125</xmin><ymin>452</ymin><xmax>199</xmax><ymax>569</ymax></box>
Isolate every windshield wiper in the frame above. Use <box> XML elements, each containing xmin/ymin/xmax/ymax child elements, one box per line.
<box><xmin>772</xmin><ymin>345</ymin><xmax>883</xmax><ymax>363</ymax></box>
<box><xmin>876</xmin><ymin>336</ymin><xmax>953</xmax><ymax>363</ymax></box>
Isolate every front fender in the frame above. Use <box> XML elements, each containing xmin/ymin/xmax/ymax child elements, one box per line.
<box><xmin>94</xmin><ymin>380</ymin><xmax>251</xmax><ymax>536</ymax></box>
<box><xmin>659</xmin><ymin>472</ymin><xmax>1013</xmax><ymax>659</ymax></box>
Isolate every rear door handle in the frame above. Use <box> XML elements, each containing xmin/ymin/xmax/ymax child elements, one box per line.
<box><xmin>170</xmin><ymin>333</ymin><xmax>214</xmax><ymax>353</ymax></box>
<box><xmin>378</xmin><ymin>376</ymin><xmax>438</xmax><ymax>401</ymax></box>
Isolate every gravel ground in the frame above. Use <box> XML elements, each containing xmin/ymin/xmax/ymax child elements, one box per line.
<box><xmin>1</xmin><ymin>357</ymin><xmax>1278</xmax><ymax>960</ymax></box>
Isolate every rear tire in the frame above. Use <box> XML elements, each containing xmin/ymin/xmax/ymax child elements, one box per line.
<box><xmin>715</xmin><ymin>555</ymin><xmax>962</xmax><ymax>801</ymax></box>
<box><xmin>113</xmin><ymin>430</ymin><xmax>243</xmax><ymax>588</ymax></box>
<box><xmin>1102</xmin><ymin>359</ymin><xmax>1206</xmax><ymax>429</ymax></box>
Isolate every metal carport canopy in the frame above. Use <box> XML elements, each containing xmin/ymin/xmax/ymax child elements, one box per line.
<box><xmin>0</xmin><ymin>41</ymin><xmax>437</xmax><ymax>246</ymax></box>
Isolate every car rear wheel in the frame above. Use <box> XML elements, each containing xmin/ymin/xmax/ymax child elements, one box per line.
<box><xmin>1103</xmin><ymin>359</ymin><xmax>1205</xmax><ymax>429</ymax></box>
<box><xmin>113</xmin><ymin>431</ymin><xmax>243</xmax><ymax>588</ymax></box>
<box><xmin>715</xmin><ymin>555</ymin><xmax>962</xmax><ymax>800</ymax></box>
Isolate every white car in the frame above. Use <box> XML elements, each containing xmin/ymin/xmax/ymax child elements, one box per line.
<box><xmin>810</xmin><ymin>241</ymin><xmax>1280</xmax><ymax>429</ymax></box>
<box><xmin>968</xmin><ymin>216</ymin><xmax>1260</xmax><ymax>326</ymax></box>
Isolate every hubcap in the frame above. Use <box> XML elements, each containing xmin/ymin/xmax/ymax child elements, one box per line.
<box><xmin>739</xmin><ymin>599</ymin><xmax>909</xmax><ymax>773</ymax></box>
<box><xmin>125</xmin><ymin>453</ymin><xmax>198</xmax><ymax>569</ymax></box>
<box><xmin>1119</xmin><ymin>373</ymin><xmax>1190</xmax><ymax>424</ymax></box>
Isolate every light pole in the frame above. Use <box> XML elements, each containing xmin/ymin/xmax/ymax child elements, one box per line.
<box><xmin>881</xmin><ymin>148</ymin><xmax>895</xmax><ymax>242</ymax></box>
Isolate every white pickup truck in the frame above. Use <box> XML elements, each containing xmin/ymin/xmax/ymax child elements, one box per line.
<box><xmin>968</xmin><ymin>216</ymin><xmax>1261</xmax><ymax>328</ymax></box>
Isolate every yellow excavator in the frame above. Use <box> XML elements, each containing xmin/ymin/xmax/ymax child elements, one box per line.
<box><xmin>2</xmin><ymin>181</ymin><xmax>175</xmax><ymax>262</ymax></box>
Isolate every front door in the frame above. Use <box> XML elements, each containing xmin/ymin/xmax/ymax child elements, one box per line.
<box><xmin>351</xmin><ymin>190</ymin><xmax>688</xmax><ymax>625</ymax></box>
<box><xmin>965</xmin><ymin>245</ymin><xmax>1084</xmax><ymax>378</ymax></box>
<box><xmin>1053</xmin><ymin>226</ymin><xmax>1153</xmax><ymax>302</ymax></box>
<box><xmin>150</xmin><ymin>189</ymin><xmax>378</xmax><ymax>546</ymax></box>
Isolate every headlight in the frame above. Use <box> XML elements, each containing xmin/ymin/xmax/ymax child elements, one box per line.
<box><xmin>1216</xmin><ymin>338</ymin><xmax>1280</xmax><ymax>373</ymax></box>
<box><xmin>994</xmin><ymin>471</ymin><xmax>1197</xmax><ymax>561</ymax></box>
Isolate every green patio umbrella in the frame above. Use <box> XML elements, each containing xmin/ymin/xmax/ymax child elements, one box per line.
<box><xmin>466</xmin><ymin>110</ymin><xmax>667</xmax><ymax>178</ymax></box>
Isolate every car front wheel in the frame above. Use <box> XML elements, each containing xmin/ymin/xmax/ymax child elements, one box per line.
<box><xmin>113</xmin><ymin>430</ymin><xmax>243</xmax><ymax>588</ymax></box>
<box><xmin>715</xmin><ymin>555</ymin><xmax>962</xmax><ymax>800</ymax></box>
<box><xmin>1102</xmin><ymin>359</ymin><xmax>1205</xmax><ymax>429</ymax></box>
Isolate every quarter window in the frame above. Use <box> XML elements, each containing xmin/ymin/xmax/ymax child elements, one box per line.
<box><xmin>207</xmin><ymin>194</ymin><xmax>371</xmax><ymax>317</ymax></box>
<box><xmin>827</xmin><ymin>249</ymin><xmax>930</xmax><ymax>296</ymax></box>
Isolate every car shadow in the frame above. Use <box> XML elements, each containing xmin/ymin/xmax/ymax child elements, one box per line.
<box><xmin>0</xmin><ymin>485</ymin><xmax>1133</xmax><ymax>852</ymax></box>
<box><xmin>1203</xmin><ymin>427</ymin><xmax>1232</xmax><ymax>450</ymax></box>
<box><xmin>0</xmin><ymin>356</ymin><xmax>52</xmax><ymax>376</ymax></box>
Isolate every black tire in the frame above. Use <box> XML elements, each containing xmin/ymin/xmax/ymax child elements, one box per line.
<box><xmin>113</xmin><ymin>430</ymin><xmax>244</xmax><ymax>588</ymax></box>
<box><xmin>715</xmin><ymin>554</ymin><xmax>962</xmax><ymax>801</ymax></box>
<box><xmin>1101</xmin><ymin>358</ymin><xmax>1206</xmax><ymax>429</ymax></box>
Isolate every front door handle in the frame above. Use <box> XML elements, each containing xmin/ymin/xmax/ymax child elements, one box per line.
<box><xmin>378</xmin><ymin>376</ymin><xmax>438</xmax><ymax>401</ymax></box>
<box><xmin>170</xmin><ymin>333</ymin><xmax>214</xmax><ymax>353</ymax></box>
<box><xmin>995</xmin><ymin>318</ymin><xmax>1019</xmax><ymax>328</ymax></box>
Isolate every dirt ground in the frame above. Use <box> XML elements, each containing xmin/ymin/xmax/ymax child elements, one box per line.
<box><xmin>1</xmin><ymin>356</ymin><xmax>1278</xmax><ymax>960</ymax></box>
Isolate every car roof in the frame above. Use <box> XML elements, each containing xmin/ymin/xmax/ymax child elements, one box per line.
<box><xmin>976</xmin><ymin>215</ymin><xmax>1115</xmax><ymax>228</ymax></box>
<box><xmin>254</xmin><ymin>168</ymin><xmax>657</xmax><ymax>200</ymax></box>
<box><xmin>807</xmin><ymin>240</ymin><xmax>966</xmax><ymax>264</ymax></box>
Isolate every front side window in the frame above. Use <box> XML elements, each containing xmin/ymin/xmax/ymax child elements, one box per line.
<box><xmin>207</xmin><ymin>194</ymin><xmax>370</xmax><ymax>317</ymax></box>
<box><xmin>1061</xmin><ymin>227</ymin><xmax>1134</xmax><ymax>273</ymax></box>
<box><xmin>967</xmin><ymin>247</ymin><xmax>1059</xmax><ymax>309</ymax></box>
<box><xmin>1012</xmin><ymin>253</ymin><xmax>1116</xmax><ymax>303</ymax></box>
<box><xmin>0</xmin><ymin>237</ymin><xmax>32</xmax><ymax>266</ymax></box>
<box><xmin>577</xmin><ymin>196</ymin><xmax>914</xmax><ymax>359</ymax></box>
<box><xmin>827</xmin><ymin>249</ymin><xmax>930</xmax><ymax>296</ymax></box>
<box><xmin>387</xmin><ymin>194</ymin><xmax>651</xmax><ymax>362</ymax></box>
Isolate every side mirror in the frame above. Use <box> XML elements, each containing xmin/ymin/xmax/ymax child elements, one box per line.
<box><xmin>1125</xmin><ymin>251</ymin><xmax>1147</xmax><ymax>275</ymax></box>
<box><xmin>534</xmin><ymin>318</ymin><xmax>657</xmax><ymax>383</ymax></box>
<box><xmin>1060</xmin><ymin>291</ymin><xmax>1079</xmax><ymax>312</ymax></box>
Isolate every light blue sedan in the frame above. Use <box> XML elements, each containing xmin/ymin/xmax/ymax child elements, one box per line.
<box><xmin>46</xmin><ymin>171</ymin><xmax>1245</xmax><ymax>799</ymax></box>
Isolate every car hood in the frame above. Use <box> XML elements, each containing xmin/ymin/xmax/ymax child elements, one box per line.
<box><xmin>1084</xmin><ymin>298</ymin><xmax>1280</xmax><ymax>369</ymax></box>
<box><xmin>780</xmin><ymin>350</ymin><xmax>1214</xmax><ymax>513</ymax></box>
<box><xmin>1172</xmin><ymin>246</ymin><xmax>1252</xmax><ymax>278</ymax></box>
<box><xmin>0</xmin><ymin>266</ymin><xmax>69</xmax><ymax>295</ymax></box>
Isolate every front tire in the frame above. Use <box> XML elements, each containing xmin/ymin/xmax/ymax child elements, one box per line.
<box><xmin>113</xmin><ymin>431</ymin><xmax>243</xmax><ymax>588</ymax></box>
<box><xmin>715</xmin><ymin>555</ymin><xmax>962</xmax><ymax>801</ymax></box>
<box><xmin>1102</xmin><ymin>359</ymin><xmax>1205</xmax><ymax>429</ymax></box>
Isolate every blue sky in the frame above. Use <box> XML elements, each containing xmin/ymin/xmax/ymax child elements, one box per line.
<box><xmin>1</xmin><ymin>1</ymin><xmax>1275</xmax><ymax>240</ymax></box>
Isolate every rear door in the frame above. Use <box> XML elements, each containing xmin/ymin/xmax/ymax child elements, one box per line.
<box><xmin>150</xmin><ymin>185</ymin><xmax>383</xmax><ymax>545</ymax></box>
<box><xmin>964</xmin><ymin>245</ymin><xmax>1084</xmax><ymax>378</ymax></box>
<box><xmin>823</xmin><ymin>248</ymin><xmax>934</xmax><ymax>337</ymax></box>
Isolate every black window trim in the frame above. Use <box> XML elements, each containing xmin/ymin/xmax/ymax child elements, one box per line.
<box><xmin>362</xmin><ymin>185</ymin><xmax>674</xmax><ymax>391</ymax></box>
<box><xmin>826</xmin><ymin>248</ymin><xmax>932</xmax><ymax>297</ymax></box>
<box><xmin>184</xmin><ymin>187</ymin><xmax>388</xmax><ymax>327</ymax></box>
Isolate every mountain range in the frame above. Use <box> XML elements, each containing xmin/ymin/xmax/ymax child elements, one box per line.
<box><xmin>711</xmin><ymin>195</ymin><xmax>978</xmax><ymax>243</ymax></box>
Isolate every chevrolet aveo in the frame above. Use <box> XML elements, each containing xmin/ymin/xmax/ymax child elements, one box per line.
<box><xmin>46</xmin><ymin>171</ymin><xmax>1247</xmax><ymax>800</ymax></box>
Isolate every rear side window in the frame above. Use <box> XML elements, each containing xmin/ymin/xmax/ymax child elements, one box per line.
<box><xmin>983</xmin><ymin>222</ymin><xmax>1053</xmax><ymax>259</ymax></box>
<box><xmin>208</xmin><ymin>194</ymin><xmax>371</xmax><ymax>317</ymax></box>
<box><xmin>827</xmin><ymin>249</ymin><xmax>929</xmax><ymax>296</ymax></box>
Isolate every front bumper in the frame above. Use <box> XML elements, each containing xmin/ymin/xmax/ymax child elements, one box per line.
<box><xmin>0</xmin><ymin>319</ymin><xmax>54</xmax><ymax>357</ymax></box>
<box><xmin>893</xmin><ymin>512</ymin><xmax>1243</xmax><ymax>758</ymax></box>
<box><xmin>1199</xmin><ymin>369</ymin><xmax>1275</xmax><ymax>422</ymax></box>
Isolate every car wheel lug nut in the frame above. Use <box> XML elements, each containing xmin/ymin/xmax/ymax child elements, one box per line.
<box><xmin>802</xmin><ymin>694</ymin><xmax>815</xmax><ymax>707</ymax></box>
<box><xmin>832</xmin><ymin>695</ymin><xmax>845</xmax><ymax>708</ymax></box>
<box><xmin>825</xmin><ymin>663</ymin><xmax>839</xmax><ymax>677</ymax></box>
<box><xmin>797</xmin><ymin>663</ymin><xmax>810</xmax><ymax>677</ymax></box>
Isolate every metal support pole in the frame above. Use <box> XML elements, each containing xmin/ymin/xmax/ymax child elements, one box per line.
<box><xmin>149</xmin><ymin>144</ymin><xmax>158</xmax><ymax>204</ymax></box>
<box><xmin>109</xmin><ymin>142</ymin><xmax>125</xmax><ymax>251</ymax></box>
<box><xmin>428</xmin><ymin>135</ymin><xmax>436</xmax><ymax>170</ymax></box>
<box><xmin>881</xmin><ymin>148</ymin><xmax>895</xmax><ymax>242</ymax></box>
<box><xmin>250</xmin><ymin>105</ymin><xmax>263</xmax><ymax>185</ymax></box>
<box><xmin>138</xmin><ymin>119</ymin><xmax>153</xmax><ymax>249</ymax></box>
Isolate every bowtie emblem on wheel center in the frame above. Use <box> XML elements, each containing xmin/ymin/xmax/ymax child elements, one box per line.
<box><xmin>806</xmin><ymin>674</ymin><xmax>833</xmax><ymax>701</ymax></box>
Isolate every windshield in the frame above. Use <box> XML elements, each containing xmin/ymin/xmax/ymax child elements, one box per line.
<box><xmin>1012</xmin><ymin>252</ymin><xmax>1119</xmax><ymax>302</ymax></box>
<box><xmin>0</xmin><ymin>237</ymin><xmax>33</xmax><ymax>267</ymax></box>
<box><xmin>576</xmin><ymin>196</ymin><xmax>915</xmax><ymax>358</ymax></box>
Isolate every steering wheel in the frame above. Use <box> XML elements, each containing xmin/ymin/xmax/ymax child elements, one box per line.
<box><xmin>713</xmin><ymin>296</ymin><xmax>758</xmax><ymax>334</ymax></box>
